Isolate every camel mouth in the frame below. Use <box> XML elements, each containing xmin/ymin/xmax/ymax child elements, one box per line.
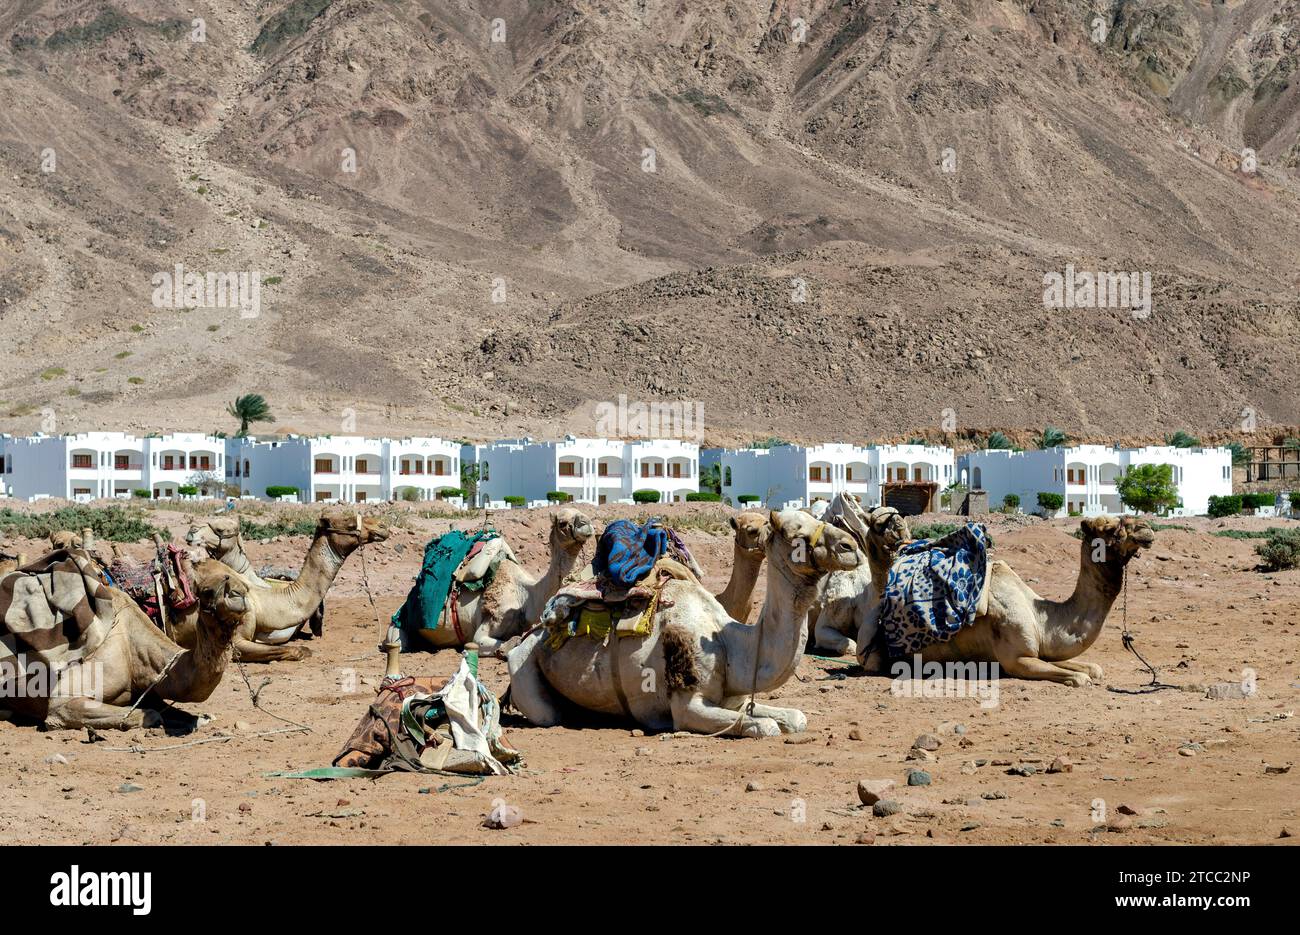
<box><xmin>573</xmin><ymin>522</ymin><xmax>595</xmax><ymax>541</ymax></box>
<box><xmin>1130</xmin><ymin>528</ymin><xmax>1156</xmax><ymax>548</ymax></box>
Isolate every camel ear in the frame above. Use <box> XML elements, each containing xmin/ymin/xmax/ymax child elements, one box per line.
<box><xmin>728</xmin><ymin>516</ymin><xmax>737</xmax><ymax>531</ymax></box>
<box><xmin>768</xmin><ymin>510</ymin><xmax>783</xmax><ymax>534</ymax></box>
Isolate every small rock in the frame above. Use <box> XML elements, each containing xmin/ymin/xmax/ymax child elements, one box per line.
<box><xmin>1116</xmin><ymin>804</ymin><xmax>1141</xmax><ymax>816</ymax></box>
<box><xmin>906</xmin><ymin>747</ymin><xmax>937</xmax><ymax>762</ymax></box>
<box><xmin>872</xmin><ymin>800</ymin><xmax>903</xmax><ymax>817</ymax></box>
<box><xmin>960</xmin><ymin>822</ymin><xmax>980</xmax><ymax>832</ymax></box>
<box><xmin>855</xmin><ymin>832</ymin><xmax>877</xmax><ymax>845</ymax></box>
<box><xmin>238</xmin><ymin>802</ymin><xmax>252</xmax><ymax>813</ymax></box>
<box><xmin>1264</xmin><ymin>763</ymin><xmax>1292</xmax><ymax>775</ymax></box>
<box><xmin>117</xmin><ymin>783</ymin><xmax>143</xmax><ymax>794</ymax></box>
<box><xmin>1205</xmin><ymin>683</ymin><xmax>1247</xmax><ymax>701</ymax></box>
<box><xmin>1008</xmin><ymin>765</ymin><xmax>1037</xmax><ymax>777</ymax></box>
<box><xmin>856</xmin><ymin>779</ymin><xmax>895</xmax><ymax>806</ymax></box>
<box><xmin>234</xmin><ymin>720</ymin><xmax>252</xmax><ymax>731</ymax></box>
<box><xmin>906</xmin><ymin>769</ymin><xmax>931</xmax><ymax>787</ymax></box>
<box><xmin>1047</xmin><ymin>756</ymin><xmax>1073</xmax><ymax>774</ymax></box>
<box><xmin>981</xmin><ymin>790</ymin><xmax>1008</xmax><ymax>800</ymax></box>
<box><xmin>1279</xmin><ymin>827</ymin><xmax>1293</xmax><ymax>839</ymax></box>
<box><xmin>44</xmin><ymin>754</ymin><xmax>69</xmax><ymax>766</ymax></box>
<box><xmin>634</xmin><ymin>747</ymin><xmax>651</xmax><ymax>756</ymax></box>
<box><xmin>847</xmin><ymin>727</ymin><xmax>865</xmax><ymax>741</ymax></box>
<box><xmin>913</xmin><ymin>733</ymin><xmax>942</xmax><ymax>751</ymax></box>
<box><xmin>1106</xmin><ymin>816</ymin><xmax>1132</xmax><ymax>833</ymax></box>
<box><xmin>745</xmin><ymin>781</ymin><xmax>763</xmax><ymax>792</ymax></box>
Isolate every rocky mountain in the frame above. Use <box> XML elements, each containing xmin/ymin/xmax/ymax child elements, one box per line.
<box><xmin>1</xmin><ymin>0</ymin><xmax>1298</xmax><ymax>447</ymax></box>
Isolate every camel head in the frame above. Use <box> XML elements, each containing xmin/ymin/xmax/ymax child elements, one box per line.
<box><xmin>186</xmin><ymin>515</ymin><xmax>242</xmax><ymax>556</ymax></box>
<box><xmin>551</xmin><ymin>507</ymin><xmax>595</xmax><ymax>554</ymax></box>
<box><xmin>194</xmin><ymin>562</ymin><xmax>251</xmax><ymax>634</ymax></box>
<box><xmin>316</xmin><ymin>506</ymin><xmax>390</xmax><ymax>557</ymax></box>
<box><xmin>729</xmin><ymin>511</ymin><xmax>771</xmax><ymax>555</ymax></box>
<box><xmin>768</xmin><ymin>509</ymin><xmax>861</xmax><ymax>582</ymax></box>
<box><xmin>1079</xmin><ymin>515</ymin><xmax>1156</xmax><ymax>575</ymax></box>
<box><xmin>49</xmin><ymin>530</ymin><xmax>81</xmax><ymax>550</ymax></box>
<box><xmin>866</xmin><ymin>506</ymin><xmax>910</xmax><ymax>554</ymax></box>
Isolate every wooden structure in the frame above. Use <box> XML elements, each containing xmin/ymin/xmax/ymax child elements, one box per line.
<box><xmin>1246</xmin><ymin>446</ymin><xmax>1300</xmax><ymax>482</ymax></box>
<box><xmin>881</xmin><ymin>481</ymin><xmax>939</xmax><ymax>516</ymax></box>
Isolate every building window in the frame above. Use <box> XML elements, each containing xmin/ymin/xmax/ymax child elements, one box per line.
<box><xmin>845</xmin><ymin>467</ymin><xmax>853</xmax><ymax>481</ymax></box>
<box><xmin>809</xmin><ymin>466</ymin><xmax>822</xmax><ymax>481</ymax></box>
<box><xmin>598</xmin><ymin>462</ymin><xmax>608</xmax><ymax>477</ymax></box>
<box><xmin>115</xmin><ymin>455</ymin><xmax>130</xmax><ymax>470</ymax></box>
<box><xmin>481</xmin><ymin>462</ymin><xmax>489</xmax><ymax>481</ymax></box>
<box><xmin>356</xmin><ymin>458</ymin><xmax>368</xmax><ymax>474</ymax></box>
<box><xmin>72</xmin><ymin>454</ymin><xmax>93</xmax><ymax>469</ymax></box>
<box><xmin>559</xmin><ymin>462</ymin><xmax>577</xmax><ymax>477</ymax></box>
<box><xmin>724</xmin><ymin>467</ymin><xmax>732</xmax><ymax>486</ymax></box>
<box><xmin>670</xmin><ymin>463</ymin><xmax>683</xmax><ymax>478</ymax></box>
<box><xmin>315</xmin><ymin>458</ymin><xmax>335</xmax><ymax>474</ymax></box>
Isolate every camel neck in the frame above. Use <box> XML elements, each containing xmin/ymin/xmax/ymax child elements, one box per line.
<box><xmin>524</xmin><ymin>535</ymin><xmax>580</xmax><ymax>621</ymax></box>
<box><xmin>723</xmin><ymin>550</ymin><xmax>819</xmax><ymax>694</ymax></box>
<box><xmin>157</xmin><ymin>617</ymin><xmax>233</xmax><ymax>702</ymax></box>
<box><xmin>714</xmin><ymin>545</ymin><xmax>764</xmax><ymax>621</ymax></box>
<box><xmin>1042</xmin><ymin>543</ymin><xmax>1125</xmax><ymax>654</ymax></box>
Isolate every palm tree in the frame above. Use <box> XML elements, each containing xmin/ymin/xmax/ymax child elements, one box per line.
<box><xmin>1166</xmin><ymin>430</ymin><xmax>1200</xmax><ymax>449</ymax></box>
<box><xmin>227</xmin><ymin>394</ymin><xmax>275</xmax><ymax>437</ymax></box>
<box><xmin>1035</xmin><ymin>425</ymin><xmax>1067</xmax><ymax>449</ymax></box>
<box><xmin>985</xmin><ymin>431</ymin><xmax>1013</xmax><ymax>450</ymax></box>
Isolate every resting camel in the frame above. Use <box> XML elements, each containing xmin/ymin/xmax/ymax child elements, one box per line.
<box><xmin>414</xmin><ymin>508</ymin><xmax>594</xmax><ymax>655</ymax></box>
<box><xmin>3</xmin><ymin>559</ymin><xmax>251</xmax><ymax>731</ymax></box>
<box><xmin>855</xmin><ymin>515</ymin><xmax>1155</xmax><ymax>685</ymax></box>
<box><xmin>172</xmin><ymin>507</ymin><xmax>390</xmax><ymax>662</ymax></box>
<box><xmin>808</xmin><ymin>505</ymin><xmax>909</xmax><ymax>656</ymax></box>
<box><xmin>185</xmin><ymin>514</ymin><xmax>324</xmax><ymax>635</ymax></box>
<box><xmin>506</xmin><ymin>509</ymin><xmax>860</xmax><ymax>737</ymax></box>
<box><xmin>713</xmin><ymin>511</ymin><xmax>770</xmax><ymax>623</ymax></box>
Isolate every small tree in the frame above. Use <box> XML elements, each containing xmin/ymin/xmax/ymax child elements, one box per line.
<box><xmin>1002</xmin><ymin>493</ymin><xmax>1020</xmax><ymax>513</ymax></box>
<box><xmin>503</xmin><ymin>495</ymin><xmax>526</xmax><ymax>507</ymax></box>
<box><xmin>1035</xmin><ymin>426</ymin><xmax>1067</xmax><ymax>449</ymax></box>
<box><xmin>460</xmin><ymin>463</ymin><xmax>481</xmax><ymax>503</ymax></box>
<box><xmin>699</xmin><ymin>462</ymin><xmax>722</xmax><ymax>495</ymax></box>
<box><xmin>633</xmin><ymin>489</ymin><xmax>662</xmax><ymax>504</ymax></box>
<box><xmin>737</xmin><ymin>494</ymin><xmax>761</xmax><ymax>504</ymax></box>
<box><xmin>226</xmin><ymin>393</ymin><xmax>275</xmax><ymax>437</ymax></box>
<box><xmin>1290</xmin><ymin>492</ymin><xmax>1300</xmax><ymax>512</ymax></box>
<box><xmin>985</xmin><ymin>431</ymin><xmax>1013</xmax><ymax>450</ymax></box>
<box><xmin>132</xmin><ymin>489</ymin><xmax>151</xmax><ymax>499</ymax></box>
<box><xmin>749</xmin><ymin>437</ymin><xmax>789</xmax><ymax>449</ymax></box>
<box><xmin>1165</xmin><ymin>430</ymin><xmax>1200</xmax><ymax>449</ymax></box>
<box><xmin>1207</xmin><ymin>494</ymin><xmax>1242</xmax><ymax>518</ymax></box>
<box><xmin>545</xmin><ymin>491</ymin><xmax>572</xmax><ymax>503</ymax></box>
<box><xmin>266</xmin><ymin>485</ymin><xmax>299</xmax><ymax>499</ymax></box>
<box><xmin>1036</xmin><ymin>491</ymin><xmax>1064</xmax><ymax>515</ymax></box>
<box><xmin>177</xmin><ymin>485</ymin><xmax>199</xmax><ymax>496</ymax></box>
<box><xmin>1116</xmin><ymin>463</ymin><xmax>1179</xmax><ymax>514</ymax></box>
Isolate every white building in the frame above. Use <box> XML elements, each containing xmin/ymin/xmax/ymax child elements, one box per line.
<box><xmin>463</xmin><ymin>436</ymin><xmax>699</xmax><ymax>506</ymax></box>
<box><xmin>229</xmin><ymin>436</ymin><xmax>462</xmax><ymax>503</ymax></box>
<box><xmin>719</xmin><ymin>443</ymin><xmax>956</xmax><ymax>511</ymax></box>
<box><xmin>957</xmin><ymin>445</ymin><xmax>1233</xmax><ymax>516</ymax></box>
<box><xmin>0</xmin><ymin>432</ymin><xmax>227</xmax><ymax>500</ymax></box>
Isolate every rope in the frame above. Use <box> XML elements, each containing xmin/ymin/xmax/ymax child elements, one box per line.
<box><xmin>1107</xmin><ymin>565</ymin><xmax>1179</xmax><ymax>695</ymax></box>
<box><xmin>115</xmin><ymin>649</ymin><xmax>185</xmax><ymax>726</ymax></box>
<box><xmin>358</xmin><ymin>545</ymin><xmax>387</xmax><ymax>644</ymax></box>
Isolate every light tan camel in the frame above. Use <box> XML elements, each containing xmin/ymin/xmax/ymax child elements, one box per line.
<box><xmin>506</xmin><ymin>510</ymin><xmax>860</xmax><ymax>737</ymax></box>
<box><xmin>855</xmin><ymin>515</ymin><xmax>1155</xmax><ymax>685</ymax></box>
<box><xmin>808</xmin><ymin>505</ymin><xmax>909</xmax><ymax>655</ymax></box>
<box><xmin>712</xmin><ymin>511</ymin><xmax>770</xmax><ymax>623</ymax></box>
<box><xmin>172</xmin><ymin>507</ymin><xmax>390</xmax><ymax>662</ymax></box>
<box><xmin>415</xmin><ymin>508</ymin><xmax>594</xmax><ymax>655</ymax></box>
<box><xmin>2</xmin><ymin>560</ymin><xmax>250</xmax><ymax>731</ymax></box>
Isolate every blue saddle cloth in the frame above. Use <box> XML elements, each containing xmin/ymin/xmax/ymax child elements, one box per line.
<box><xmin>879</xmin><ymin>524</ymin><xmax>989</xmax><ymax>657</ymax></box>
<box><xmin>593</xmin><ymin>519</ymin><xmax>669</xmax><ymax>589</ymax></box>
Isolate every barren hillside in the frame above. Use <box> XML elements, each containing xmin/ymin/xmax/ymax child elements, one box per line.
<box><xmin>1</xmin><ymin>0</ymin><xmax>1299</xmax><ymax>445</ymax></box>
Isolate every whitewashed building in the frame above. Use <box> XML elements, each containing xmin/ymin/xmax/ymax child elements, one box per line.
<box><xmin>463</xmin><ymin>436</ymin><xmax>699</xmax><ymax>506</ymax></box>
<box><xmin>719</xmin><ymin>443</ymin><xmax>956</xmax><ymax>510</ymax></box>
<box><xmin>957</xmin><ymin>445</ymin><xmax>1233</xmax><ymax>516</ymax></box>
<box><xmin>229</xmin><ymin>436</ymin><xmax>462</xmax><ymax>503</ymax></box>
<box><xmin>0</xmin><ymin>432</ymin><xmax>227</xmax><ymax>500</ymax></box>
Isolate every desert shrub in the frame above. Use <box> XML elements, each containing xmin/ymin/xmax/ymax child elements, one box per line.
<box><xmin>1214</xmin><ymin>528</ymin><xmax>1280</xmax><ymax>540</ymax></box>
<box><xmin>737</xmin><ymin>494</ymin><xmax>760</xmax><ymax>504</ymax></box>
<box><xmin>251</xmin><ymin>0</ymin><xmax>334</xmax><ymax>56</ymax></box>
<box><xmin>1002</xmin><ymin>493</ymin><xmax>1020</xmax><ymax>512</ymax></box>
<box><xmin>399</xmin><ymin>488</ymin><xmax>421</xmax><ymax>502</ymax></box>
<box><xmin>1255</xmin><ymin>528</ymin><xmax>1300</xmax><ymax>571</ymax></box>
<box><xmin>1207</xmin><ymin>494</ymin><xmax>1242</xmax><ymax>518</ymax></box>
<box><xmin>132</xmin><ymin>489</ymin><xmax>151</xmax><ymax>499</ymax></box>
<box><xmin>1241</xmin><ymin>492</ymin><xmax>1274</xmax><ymax>510</ymax></box>
<box><xmin>0</xmin><ymin>506</ymin><xmax>163</xmax><ymax>543</ymax></box>
<box><xmin>545</xmin><ymin>491</ymin><xmax>572</xmax><ymax>503</ymax></box>
<box><xmin>503</xmin><ymin>495</ymin><xmax>526</xmax><ymax>507</ymax></box>
<box><xmin>1037</xmin><ymin>492</ymin><xmax>1064</xmax><ymax>513</ymax></box>
<box><xmin>239</xmin><ymin>515</ymin><xmax>318</xmax><ymax>540</ymax></box>
<box><xmin>265</xmin><ymin>485</ymin><xmax>299</xmax><ymax>499</ymax></box>
<box><xmin>632</xmin><ymin>490</ymin><xmax>661</xmax><ymax>504</ymax></box>
<box><xmin>685</xmin><ymin>491</ymin><xmax>722</xmax><ymax>502</ymax></box>
<box><xmin>1291</xmin><ymin>492</ymin><xmax>1300</xmax><ymax>511</ymax></box>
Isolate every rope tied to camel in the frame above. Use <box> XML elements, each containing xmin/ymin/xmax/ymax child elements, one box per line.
<box><xmin>1107</xmin><ymin>565</ymin><xmax>1179</xmax><ymax>695</ymax></box>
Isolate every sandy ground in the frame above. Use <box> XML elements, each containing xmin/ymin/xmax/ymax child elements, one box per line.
<box><xmin>1</xmin><ymin>504</ymin><xmax>1297</xmax><ymax>845</ymax></box>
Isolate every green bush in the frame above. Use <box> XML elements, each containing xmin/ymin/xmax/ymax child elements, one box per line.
<box><xmin>545</xmin><ymin>491</ymin><xmax>572</xmax><ymax>503</ymax></box>
<box><xmin>265</xmin><ymin>485</ymin><xmax>300</xmax><ymax>499</ymax></box>
<box><xmin>1207</xmin><ymin>494</ymin><xmax>1242</xmax><ymax>518</ymax></box>
<box><xmin>912</xmin><ymin>523</ymin><xmax>995</xmax><ymax>549</ymax></box>
<box><xmin>177</xmin><ymin>485</ymin><xmax>199</xmax><ymax>496</ymax></box>
<box><xmin>503</xmin><ymin>495</ymin><xmax>526</xmax><ymax>507</ymax></box>
<box><xmin>1002</xmin><ymin>493</ymin><xmax>1020</xmax><ymax>512</ymax></box>
<box><xmin>632</xmin><ymin>490</ymin><xmax>662</xmax><ymax>504</ymax></box>
<box><xmin>737</xmin><ymin>494</ymin><xmax>760</xmax><ymax>504</ymax></box>
<box><xmin>1037</xmin><ymin>492</ymin><xmax>1064</xmax><ymax>513</ymax></box>
<box><xmin>398</xmin><ymin>488</ymin><xmax>421</xmax><ymax>502</ymax></box>
<box><xmin>1241</xmin><ymin>492</ymin><xmax>1274</xmax><ymax>510</ymax></box>
<box><xmin>1255</xmin><ymin>528</ymin><xmax>1300</xmax><ymax>571</ymax></box>
<box><xmin>435</xmin><ymin>487</ymin><xmax>464</xmax><ymax>499</ymax></box>
<box><xmin>685</xmin><ymin>491</ymin><xmax>722</xmax><ymax>502</ymax></box>
<box><xmin>132</xmin><ymin>489</ymin><xmax>151</xmax><ymax>499</ymax></box>
<box><xmin>0</xmin><ymin>506</ymin><xmax>163</xmax><ymax>543</ymax></box>
<box><xmin>1291</xmin><ymin>492</ymin><xmax>1300</xmax><ymax>511</ymax></box>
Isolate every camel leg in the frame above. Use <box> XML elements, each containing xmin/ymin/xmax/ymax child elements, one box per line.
<box><xmin>504</xmin><ymin>631</ymin><xmax>563</xmax><ymax>727</ymax></box>
<box><xmin>812</xmin><ymin>606</ymin><xmax>855</xmax><ymax>657</ymax></box>
<box><xmin>670</xmin><ymin>691</ymin><xmax>780</xmax><ymax>738</ymax></box>
<box><xmin>233</xmin><ymin>637</ymin><xmax>311</xmax><ymax>663</ymax></box>
<box><xmin>999</xmin><ymin>655</ymin><xmax>1091</xmax><ymax>687</ymax></box>
<box><xmin>728</xmin><ymin>697</ymin><xmax>806</xmax><ymax>733</ymax></box>
<box><xmin>854</xmin><ymin>602</ymin><xmax>888</xmax><ymax>672</ymax></box>
<box><xmin>1053</xmin><ymin>658</ymin><xmax>1104</xmax><ymax>680</ymax></box>
<box><xmin>41</xmin><ymin>697</ymin><xmax>205</xmax><ymax>732</ymax></box>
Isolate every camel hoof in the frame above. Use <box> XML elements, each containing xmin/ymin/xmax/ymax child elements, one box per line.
<box><xmin>743</xmin><ymin>718</ymin><xmax>781</xmax><ymax>738</ymax></box>
<box><xmin>287</xmin><ymin>647</ymin><xmax>312</xmax><ymax>661</ymax></box>
<box><xmin>1083</xmin><ymin>662</ymin><xmax>1104</xmax><ymax>680</ymax></box>
<box><xmin>779</xmin><ymin>711</ymin><xmax>808</xmax><ymax>734</ymax></box>
<box><xmin>1065</xmin><ymin>672</ymin><xmax>1092</xmax><ymax>688</ymax></box>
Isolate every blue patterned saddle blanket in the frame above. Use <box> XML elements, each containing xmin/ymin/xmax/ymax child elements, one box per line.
<box><xmin>880</xmin><ymin>524</ymin><xmax>989</xmax><ymax>657</ymax></box>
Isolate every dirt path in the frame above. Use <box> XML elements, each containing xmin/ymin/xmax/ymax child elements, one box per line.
<box><xmin>0</xmin><ymin>506</ymin><xmax>1296</xmax><ymax>844</ymax></box>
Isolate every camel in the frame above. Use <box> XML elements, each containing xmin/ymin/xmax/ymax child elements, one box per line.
<box><xmin>506</xmin><ymin>509</ymin><xmax>861</xmax><ymax>737</ymax></box>
<box><xmin>808</xmin><ymin>505</ymin><xmax>909</xmax><ymax>656</ymax></box>
<box><xmin>185</xmin><ymin>514</ymin><xmax>325</xmax><ymax>634</ymax></box>
<box><xmin>855</xmin><ymin>515</ymin><xmax>1155</xmax><ymax>686</ymax></box>
<box><xmin>2</xmin><ymin>559</ymin><xmax>251</xmax><ymax>731</ymax></box>
<box><xmin>712</xmin><ymin>511</ymin><xmax>770</xmax><ymax>623</ymax></box>
<box><xmin>414</xmin><ymin>508</ymin><xmax>594</xmax><ymax>655</ymax></box>
<box><xmin>48</xmin><ymin>528</ymin><xmax>118</xmax><ymax>567</ymax></box>
<box><xmin>172</xmin><ymin>507</ymin><xmax>390</xmax><ymax>662</ymax></box>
